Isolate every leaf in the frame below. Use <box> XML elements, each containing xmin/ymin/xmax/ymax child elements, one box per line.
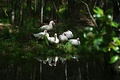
<box><xmin>31</xmin><ymin>6</ymin><xmax>34</xmax><ymax>10</ymax></box>
<box><xmin>113</xmin><ymin>37</ymin><xmax>120</xmax><ymax>46</ymax></box>
<box><xmin>110</xmin><ymin>21</ymin><xmax>118</xmax><ymax>28</ymax></box>
<box><xmin>109</xmin><ymin>37</ymin><xmax>120</xmax><ymax>53</ymax></box>
<box><xmin>83</xmin><ymin>33</ymin><xmax>87</xmax><ymax>38</ymax></box>
<box><xmin>94</xmin><ymin>37</ymin><xmax>103</xmax><ymax>45</ymax></box>
<box><xmin>93</xmin><ymin>7</ymin><xmax>103</xmax><ymax>15</ymax></box>
<box><xmin>107</xmin><ymin>15</ymin><xmax>112</xmax><ymax>20</ymax></box>
<box><xmin>110</xmin><ymin>55</ymin><xmax>119</xmax><ymax>64</ymax></box>
<box><xmin>87</xmin><ymin>32</ymin><xmax>95</xmax><ymax>38</ymax></box>
<box><xmin>44</xmin><ymin>36</ymin><xmax>49</xmax><ymax>46</ymax></box>
<box><xmin>64</xmin><ymin>42</ymin><xmax>73</xmax><ymax>53</ymax></box>
<box><xmin>85</xmin><ymin>27</ymin><xmax>93</xmax><ymax>31</ymax></box>
<box><xmin>93</xmin><ymin>37</ymin><xmax>103</xmax><ymax>50</ymax></box>
<box><xmin>112</xmin><ymin>46</ymin><xmax>119</xmax><ymax>53</ymax></box>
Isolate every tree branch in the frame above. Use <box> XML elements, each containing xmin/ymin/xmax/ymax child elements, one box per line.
<box><xmin>80</xmin><ymin>0</ymin><xmax>98</xmax><ymax>28</ymax></box>
<box><xmin>80</xmin><ymin>0</ymin><xmax>98</xmax><ymax>27</ymax></box>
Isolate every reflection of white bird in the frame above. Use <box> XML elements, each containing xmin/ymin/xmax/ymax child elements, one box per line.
<box><xmin>59</xmin><ymin>34</ymin><xmax>68</xmax><ymax>42</ymax></box>
<box><xmin>53</xmin><ymin>56</ymin><xmax>59</xmax><ymax>66</ymax></box>
<box><xmin>63</xmin><ymin>30</ymin><xmax>73</xmax><ymax>38</ymax></box>
<box><xmin>69</xmin><ymin>38</ymin><xmax>80</xmax><ymax>46</ymax></box>
<box><xmin>40</xmin><ymin>21</ymin><xmax>55</xmax><ymax>30</ymax></box>
<box><xmin>48</xmin><ymin>33</ymin><xmax>59</xmax><ymax>44</ymax></box>
<box><xmin>45</xmin><ymin>56</ymin><xmax>59</xmax><ymax>66</ymax></box>
<box><xmin>46</xmin><ymin>57</ymin><xmax>53</xmax><ymax>66</ymax></box>
<box><xmin>33</xmin><ymin>30</ymin><xmax>49</xmax><ymax>39</ymax></box>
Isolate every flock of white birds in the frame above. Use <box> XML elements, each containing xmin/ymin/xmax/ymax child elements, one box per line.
<box><xmin>33</xmin><ymin>20</ymin><xmax>80</xmax><ymax>46</ymax></box>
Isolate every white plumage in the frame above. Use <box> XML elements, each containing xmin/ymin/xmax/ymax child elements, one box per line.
<box><xmin>33</xmin><ymin>30</ymin><xmax>49</xmax><ymax>39</ymax></box>
<box><xmin>69</xmin><ymin>38</ymin><xmax>80</xmax><ymax>46</ymax></box>
<box><xmin>62</xmin><ymin>30</ymin><xmax>73</xmax><ymax>38</ymax></box>
<box><xmin>48</xmin><ymin>33</ymin><xmax>59</xmax><ymax>44</ymax></box>
<box><xmin>59</xmin><ymin>34</ymin><xmax>68</xmax><ymax>42</ymax></box>
<box><xmin>40</xmin><ymin>21</ymin><xmax>55</xmax><ymax>30</ymax></box>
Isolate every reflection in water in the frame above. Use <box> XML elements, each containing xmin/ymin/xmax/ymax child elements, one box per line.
<box><xmin>0</xmin><ymin>58</ymin><xmax>120</xmax><ymax>80</ymax></box>
<box><xmin>111</xmin><ymin>60</ymin><xmax>120</xmax><ymax>80</ymax></box>
<box><xmin>113</xmin><ymin>74</ymin><xmax>120</xmax><ymax>80</ymax></box>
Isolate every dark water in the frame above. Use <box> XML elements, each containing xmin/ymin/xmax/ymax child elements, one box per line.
<box><xmin>0</xmin><ymin>59</ymin><xmax>120</xmax><ymax>80</ymax></box>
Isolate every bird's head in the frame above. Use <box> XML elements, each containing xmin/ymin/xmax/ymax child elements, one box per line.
<box><xmin>54</xmin><ymin>33</ymin><xmax>57</xmax><ymax>37</ymax></box>
<box><xmin>77</xmin><ymin>38</ymin><xmax>80</xmax><ymax>41</ymax></box>
<box><xmin>44</xmin><ymin>30</ymin><xmax>47</xmax><ymax>33</ymax></box>
<box><xmin>50</xmin><ymin>20</ymin><xmax>55</xmax><ymax>26</ymax></box>
<box><xmin>63</xmin><ymin>33</ymin><xmax>66</xmax><ymax>36</ymax></box>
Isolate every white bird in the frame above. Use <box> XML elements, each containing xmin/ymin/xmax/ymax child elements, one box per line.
<box><xmin>33</xmin><ymin>30</ymin><xmax>49</xmax><ymax>39</ymax></box>
<box><xmin>40</xmin><ymin>20</ymin><xmax>55</xmax><ymax>30</ymax></box>
<box><xmin>62</xmin><ymin>30</ymin><xmax>73</xmax><ymax>38</ymax></box>
<box><xmin>48</xmin><ymin>33</ymin><xmax>59</xmax><ymax>44</ymax></box>
<box><xmin>59</xmin><ymin>34</ymin><xmax>68</xmax><ymax>42</ymax></box>
<box><xmin>69</xmin><ymin>38</ymin><xmax>80</xmax><ymax>46</ymax></box>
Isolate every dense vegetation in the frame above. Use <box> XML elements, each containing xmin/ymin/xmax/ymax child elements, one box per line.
<box><xmin>0</xmin><ymin>0</ymin><xmax>120</xmax><ymax>64</ymax></box>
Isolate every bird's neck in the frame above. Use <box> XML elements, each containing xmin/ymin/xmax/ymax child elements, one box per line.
<box><xmin>54</xmin><ymin>36</ymin><xmax>57</xmax><ymax>41</ymax></box>
<box><xmin>54</xmin><ymin>37</ymin><xmax>56</xmax><ymax>41</ymax></box>
<box><xmin>49</xmin><ymin>23</ymin><xmax>53</xmax><ymax>27</ymax></box>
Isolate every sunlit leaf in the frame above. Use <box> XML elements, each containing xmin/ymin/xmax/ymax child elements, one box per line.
<box><xmin>93</xmin><ymin>7</ymin><xmax>103</xmax><ymax>15</ymax></box>
<box><xmin>96</xmin><ymin>14</ymin><xmax>102</xmax><ymax>18</ymax></box>
<box><xmin>93</xmin><ymin>14</ymin><xmax>97</xmax><ymax>18</ymax></box>
<box><xmin>113</xmin><ymin>37</ymin><xmax>120</xmax><ymax>46</ymax></box>
<box><xmin>31</xmin><ymin>6</ymin><xmax>34</xmax><ymax>10</ymax></box>
<box><xmin>110</xmin><ymin>55</ymin><xmax>119</xmax><ymax>63</ymax></box>
<box><xmin>83</xmin><ymin>33</ymin><xmax>87</xmax><ymax>38</ymax></box>
<box><xmin>110</xmin><ymin>21</ymin><xmax>118</xmax><ymax>28</ymax></box>
<box><xmin>107</xmin><ymin>15</ymin><xmax>112</xmax><ymax>20</ymax></box>
<box><xmin>59</xmin><ymin>4</ymin><xmax>66</xmax><ymax>13</ymax></box>
<box><xmin>112</xmin><ymin>46</ymin><xmax>119</xmax><ymax>53</ymax></box>
<box><xmin>85</xmin><ymin>27</ymin><xmax>94</xmax><ymax>31</ymax></box>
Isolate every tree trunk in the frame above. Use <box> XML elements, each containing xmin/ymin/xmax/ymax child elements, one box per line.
<box><xmin>41</xmin><ymin>0</ymin><xmax>44</xmax><ymax>24</ymax></box>
<box><xmin>112</xmin><ymin>0</ymin><xmax>120</xmax><ymax>22</ymax></box>
<box><xmin>27</xmin><ymin>0</ymin><xmax>32</xmax><ymax>18</ymax></box>
<box><xmin>19</xmin><ymin>0</ymin><xmax>24</xmax><ymax>42</ymax></box>
<box><xmin>67</xmin><ymin>0</ymin><xmax>81</xmax><ymax>25</ymax></box>
<box><xmin>11</xmin><ymin>0</ymin><xmax>15</xmax><ymax>26</ymax></box>
<box><xmin>19</xmin><ymin>1</ymin><xmax>23</xmax><ymax>27</ymax></box>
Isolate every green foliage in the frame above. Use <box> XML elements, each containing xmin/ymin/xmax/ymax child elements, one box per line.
<box><xmin>0</xmin><ymin>26</ymin><xmax>12</xmax><ymax>40</ymax></box>
<box><xmin>108</xmin><ymin>37</ymin><xmax>120</xmax><ymax>53</ymax></box>
<box><xmin>92</xmin><ymin>7</ymin><xmax>120</xmax><ymax>63</ymax></box>
<box><xmin>93</xmin><ymin>7</ymin><xmax>118</xmax><ymax>29</ymax></box>
<box><xmin>93</xmin><ymin>37</ymin><xmax>103</xmax><ymax>50</ymax></box>
<box><xmin>59</xmin><ymin>4</ymin><xmax>66</xmax><ymax>14</ymax></box>
<box><xmin>93</xmin><ymin>7</ymin><xmax>104</xmax><ymax>16</ymax></box>
<box><xmin>74</xmin><ymin>7</ymin><xmax>120</xmax><ymax>63</ymax></box>
<box><xmin>110</xmin><ymin>55</ymin><xmax>119</xmax><ymax>64</ymax></box>
<box><xmin>58</xmin><ymin>42</ymin><xmax>77</xmax><ymax>55</ymax></box>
